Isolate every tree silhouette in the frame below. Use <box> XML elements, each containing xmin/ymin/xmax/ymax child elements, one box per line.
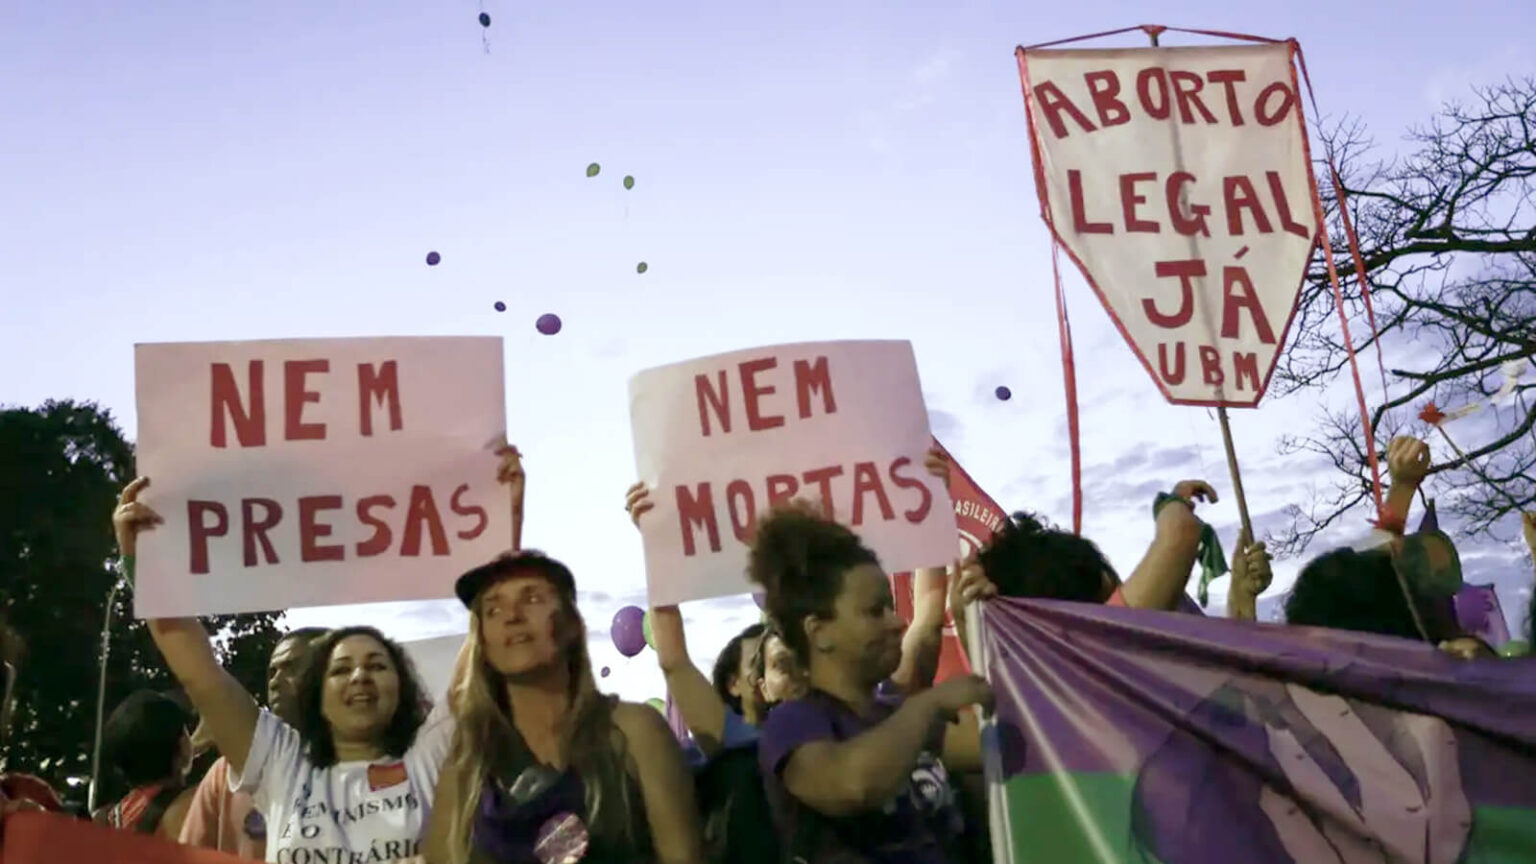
<box><xmin>0</xmin><ymin>400</ymin><xmax>284</xmax><ymax>800</ymax></box>
<box><xmin>1272</xmin><ymin>78</ymin><xmax>1536</xmax><ymax>555</ymax></box>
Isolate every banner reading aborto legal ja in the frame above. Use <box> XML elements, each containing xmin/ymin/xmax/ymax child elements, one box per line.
<box><xmin>1019</xmin><ymin>41</ymin><xmax>1318</xmax><ymax>407</ymax></box>
<box><xmin>974</xmin><ymin>598</ymin><xmax>1536</xmax><ymax>864</ymax></box>
<box><xmin>133</xmin><ymin>336</ymin><xmax>511</xmax><ymax>617</ymax></box>
<box><xmin>628</xmin><ymin>340</ymin><xmax>956</xmax><ymax>605</ymax></box>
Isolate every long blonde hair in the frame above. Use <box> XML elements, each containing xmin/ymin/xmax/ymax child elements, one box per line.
<box><xmin>443</xmin><ymin>582</ymin><xmax>635</xmax><ymax>864</ymax></box>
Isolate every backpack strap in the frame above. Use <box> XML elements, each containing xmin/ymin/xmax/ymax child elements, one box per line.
<box><xmin>134</xmin><ymin>783</ymin><xmax>184</xmax><ymax>835</ymax></box>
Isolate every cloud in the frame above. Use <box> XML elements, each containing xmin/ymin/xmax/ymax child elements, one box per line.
<box><xmin>928</xmin><ymin>408</ymin><xmax>964</xmax><ymax>441</ymax></box>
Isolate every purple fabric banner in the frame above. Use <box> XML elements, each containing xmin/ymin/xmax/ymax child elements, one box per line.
<box><xmin>1454</xmin><ymin>583</ymin><xmax>1511</xmax><ymax>648</ymax></box>
<box><xmin>979</xmin><ymin>597</ymin><xmax>1536</xmax><ymax>863</ymax></box>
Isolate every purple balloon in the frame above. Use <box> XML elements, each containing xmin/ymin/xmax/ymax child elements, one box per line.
<box><xmin>426</xmin><ymin>251</ymin><xmax>441</xmax><ymax>266</ymax></box>
<box><xmin>995</xmin><ymin>385</ymin><xmax>1012</xmax><ymax>401</ymax></box>
<box><xmin>536</xmin><ymin>313</ymin><xmax>562</xmax><ymax>336</ymax></box>
<box><xmin>610</xmin><ymin>605</ymin><xmax>646</xmax><ymax>657</ymax></box>
<box><xmin>752</xmin><ymin>591</ymin><xmax>766</xmax><ymax>610</ymax></box>
<box><xmin>600</xmin><ymin>666</ymin><xmax>610</xmax><ymax>678</ymax></box>
<box><xmin>493</xmin><ymin>301</ymin><xmax>506</xmax><ymax>312</ymax></box>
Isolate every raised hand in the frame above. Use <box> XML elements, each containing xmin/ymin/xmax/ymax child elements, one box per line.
<box><xmin>626</xmin><ymin>482</ymin><xmax>654</xmax><ymax>529</ymax></box>
<box><xmin>923</xmin><ymin>446</ymin><xmax>951</xmax><ymax>486</ymax></box>
<box><xmin>947</xmin><ymin>555</ymin><xmax>997</xmax><ymax>613</ymax></box>
<box><xmin>1231</xmin><ymin>529</ymin><xmax>1273</xmax><ymax>597</ymax></box>
<box><xmin>1170</xmin><ymin>480</ymin><xmax>1219</xmax><ymax>509</ymax></box>
<box><xmin>1386</xmin><ymin>436</ymin><xmax>1431</xmax><ymax>487</ymax></box>
<box><xmin>494</xmin><ymin>442</ymin><xmax>524</xmax><ymax>549</ymax></box>
<box><xmin>112</xmin><ymin>477</ymin><xmax>163</xmax><ymax>559</ymax></box>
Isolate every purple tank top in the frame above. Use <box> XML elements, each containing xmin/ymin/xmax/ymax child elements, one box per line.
<box><xmin>473</xmin><ymin>768</ymin><xmax>593</xmax><ymax>864</ymax></box>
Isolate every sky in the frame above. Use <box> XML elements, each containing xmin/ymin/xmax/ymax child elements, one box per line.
<box><xmin>3</xmin><ymin>1</ymin><xmax>1534</xmax><ymax>704</ymax></box>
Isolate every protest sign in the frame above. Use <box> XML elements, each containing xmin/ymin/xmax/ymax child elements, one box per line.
<box><xmin>133</xmin><ymin>336</ymin><xmax>509</xmax><ymax>617</ymax></box>
<box><xmin>976</xmin><ymin>598</ymin><xmax>1536</xmax><ymax>863</ymax></box>
<box><xmin>1019</xmin><ymin>43</ymin><xmax>1318</xmax><ymax>406</ymax></box>
<box><xmin>628</xmin><ymin>340</ymin><xmax>954</xmax><ymax>605</ymax></box>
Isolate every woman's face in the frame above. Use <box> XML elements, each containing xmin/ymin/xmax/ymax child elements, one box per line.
<box><xmin>478</xmin><ymin>573</ymin><xmax>570</xmax><ymax>677</ymax></box>
<box><xmin>730</xmin><ymin>634</ymin><xmax>766</xmax><ymax>711</ymax></box>
<box><xmin>320</xmin><ymin>635</ymin><xmax>402</xmax><ymax>746</ymax></box>
<box><xmin>813</xmin><ymin>563</ymin><xmax>905</xmax><ymax>685</ymax></box>
<box><xmin>759</xmin><ymin>634</ymin><xmax>807</xmax><ymax>705</ymax></box>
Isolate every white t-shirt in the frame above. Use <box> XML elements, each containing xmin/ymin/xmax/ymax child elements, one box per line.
<box><xmin>231</xmin><ymin>705</ymin><xmax>455</xmax><ymax>864</ymax></box>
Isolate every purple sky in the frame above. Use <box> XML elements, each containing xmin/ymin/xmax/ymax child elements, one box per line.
<box><xmin>3</xmin><ymin>1</ymin><xmax>1533</xmax><ymax>702</ymax></box>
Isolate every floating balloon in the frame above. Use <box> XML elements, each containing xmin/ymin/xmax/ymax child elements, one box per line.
<box><xmin>600</xmin><ymin>666</ymin><xmax>610</xmax><ymax>678</ymax></box>
<box><xmin>426</xmin><ymin>251</ymin><xmax>441</xmax><ymax>266</ymax></box>
<box><xmin>1499</xmin><ymin>639</ymin><xmax>1531</xmax><ymax>658</ymax></box>
<box><xmin>636</xmin><ymin>262</ymin><xmax>648</xmax><ymax>274</ymax></box>
<box><xmin>536</xmin><ymin>313</ymin><xmax>562</xmax><ymax>335</ymax></box>
<box><xmin>642</xmin><ymin>610</ymin><xmax>655</xmax><ymax>650</ymax></box>
<box><xmin>995</xmin><ymin>385</ymin><xmax>1012</xmax><ymax>401</ymax></box>
<box><xmin>586</xmin><ymin>163</ymin><xmax>601</xmax><ymax>178</ymax></box>
<box><xmin>478</xmin><ymin>12</ymin><xmax>491</xmax><ymax>27</ymax></box>
<box><xmin>610</xmin><ymin>606</ymin><xmax>646</xmax><ymax>657</ymax></box>
<box><xmin>493</xmin><ymin>301</ymin><xmax>506</xmax><ymax>312</ymax></box>
<box><xmin>752</xmin><ymin>591</ymin><xmax>766</xmax><ymax>610</ymax></box>
<box><xmin>646</xmin><ymin>697</ymin><xmax>666</xmax><ymax>715</ymax></box>
<box><xmin>623</xmin><ymin>175</ymin><xmax>635</xmax><ymax>190</ymax></box>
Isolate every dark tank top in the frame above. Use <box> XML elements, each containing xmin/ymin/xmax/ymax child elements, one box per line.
<box><xmin>472</xmin><ymin>762</ymin><xmax>653</xmax><ymax>863</ymax></box>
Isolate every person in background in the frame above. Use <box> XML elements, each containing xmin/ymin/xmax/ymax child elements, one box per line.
<box><xmin>1285</xmin><ymin>436</ymin><xmax>1496</xmax><ymax>659</ymax></box>
<box><xmin>425</xmin><ymin>550</ymin><xmax>705</xmax><ymax>864</ymax></box>
<box><xmin>179</xmin><ymin>626</ymin><xmax>329</xmax><ymax>860</ymax></box>
<box><xmin>0</xmin><ymin>616</ymin><xmax>63</xmax><ymax>823</ymax></box>
<box><xmin>625</xmin><ymin>446</ymin><xmax>954</xmax><ymax>760</ymax></box>
<box><xmin>750</xmin><ymin>501</ymin><xmax>990</xmax><ymax>864</ymax></box>
<box><xmin>752</xmin><ymin>624</ymin><xmax>809</xmax><ymax>710</ymax></box>
<box><xmin>94</xmin><ymin>690</ymin><xmax>199</xmax><ymax>839</ymax></box>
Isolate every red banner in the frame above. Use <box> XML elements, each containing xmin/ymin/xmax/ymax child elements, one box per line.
<box><xmin>3</xmin><ymin>811</ymin><xmax>247</xmax><ymax>864</ymax></box>
<box><xmin>890</xmin><ymin>437</ymin><xmax>1008</xmax><ymax>684</ymax></box>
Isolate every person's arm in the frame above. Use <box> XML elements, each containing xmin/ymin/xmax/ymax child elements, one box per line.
<box><xmin>1383</xmin><ymin>437</ymin><xmax>1429</xmax><ymax>531</ymax></box>
<box><xmin>648</xmin><ymin>604</ymin><xmax>731</xmax><ymax>755</ymax></box>
<box><xmin>946</xmin><ymin>557</ymin><xmax>996</xmax><ymax>663</ymax></box>
<box><xmin>614</xmin><ymin>702</ymin><xmax>706</xmax><ymax>864</ymax></box>
<box><xmin>778</xmin><ymin>676</ymin><xmax>990</xmax><ymax>817</ymax></box>
<box><xmin>1120</xmin><ymin>481</ymin><xmax>1214</xmax><ymax>611</ymax></box>
<box><xmin>890</xmin><ymin>567</ymin><xmax>947</xmax><ymax>694</ymax></box>
<box><xmin>1225</xmin><ymin>529</ymin><xmax>1273</xmax><ymax>621</ymax></box>
<box><xmin>158</xmin><ymin>787</ymin><xmax>198</xmax><ymax>842</ymax></box>
<box><xmin>625</xmin><ymin>482</ymin><xmax>733</xmax><ymax>753</ymax></box>
<box><xmin>889</xmin><ymin>447</ymin><xmax>957</xmax><ymax>694</ymax></box>
<box><xmin>115</xmin><ymin>478</ymin><xmax>262</xmax><ymax>776</ymax></box>
<box><xmin>940</xmin><ymin>710</ymin><xmax>982</xmax><ymax>775</ymax></box>
<box><xmin>496</xmin><ymin>442</ymin><xmax>524</xmax><ymax>551</ymax></box>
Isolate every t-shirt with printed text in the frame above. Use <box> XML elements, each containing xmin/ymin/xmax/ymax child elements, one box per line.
<box><xmin>231</xmin><ymin>706</ymin><xmax>454</xmax><ymax>864</ymax></box>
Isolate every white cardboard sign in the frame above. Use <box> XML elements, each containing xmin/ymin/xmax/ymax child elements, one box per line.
<box><xmin>1020</xmin><ymin>43</ymin><xmax>1319</xmax><ymax>406</ymax></box>
<box><xmin>133</xmin><ymin>336</ymin><xmax>510</xmax><ymax>617</ymax></box>
<box><xmin>628</xmin><ymin>339</ymin><xmax>956</xmax><ymax>605</ymax></box>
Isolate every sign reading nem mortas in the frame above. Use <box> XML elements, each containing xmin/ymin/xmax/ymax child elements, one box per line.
<box><xmin>629</xmin><ymin>340</ymin><xmax>956</xmax><ymax>605</ymax></box>
<box><xmin>1019</xmin><ymin>43</ymin><xmax>1319</xmax><ymax>406</ymax></box>
<box><xmin>133</xmin><ymin>336</ymin><xmax>510</xmax><ymax>617</ymax></box>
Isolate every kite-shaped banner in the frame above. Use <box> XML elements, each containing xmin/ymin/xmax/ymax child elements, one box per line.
<box><xmin>1019</xmin><ymin>43</ymin><xmax>1319</xmax><ymax>406</ymax></box>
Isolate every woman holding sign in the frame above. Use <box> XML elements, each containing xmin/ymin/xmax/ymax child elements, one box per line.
<box><xmin>112</xmin><ymin>444</ymin><xmax>526</xmax><ymax>864</ymax></box>
<box><xmin>749</xmin><ymin>501</ymin><xmax>991</xmax><ymax>864</ymax></box>
<box><xmin>423</xmin><ymin>550</ymin><xmax>705</xmax><ymax>864</ymax></box>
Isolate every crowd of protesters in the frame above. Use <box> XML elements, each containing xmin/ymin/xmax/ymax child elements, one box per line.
<box><xmin>0</xmin><ymin>433</ymin><xmax>1531</xmax><ymax>863</ymax></box>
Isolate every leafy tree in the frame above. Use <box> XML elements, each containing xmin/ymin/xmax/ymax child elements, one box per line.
<box><xmin>0</xmin><ymin>400</ymin><xmax>284</xmax><ymax>800</ymax></box>
<box><xmin>1273</xmin><ymin>78</ymin><xmax>1536</xmax><ymax>555</ymax></box>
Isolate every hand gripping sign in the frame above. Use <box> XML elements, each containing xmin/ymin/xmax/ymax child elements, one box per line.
<box><xmin>628</xmin><ymin>340</ymin><xmax>956</xmax><ymax>606</ymax></box>
<box><xmin>1019</xmin><ymin>42</ymin><xmax>1319</xmax><ymax>406</ymax></box>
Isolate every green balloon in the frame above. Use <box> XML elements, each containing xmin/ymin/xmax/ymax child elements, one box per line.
<box><xmin>623</xmin><ymin>175</ymin><xmax>635</xmax><ymax>190</ymax></box>
<box><xmin>586</xmin><ymin>162</ymin><xmax>600</xmax><ymax>177</ymax></box>
<box><xmin>646</xmin><ymin>697</ymin><xmax>666</xmax><ymax>714</ymax></box>
<box><xmin>636</xmin><ymin>262</ymin><xmax>648</xmax><ymax>274</ymax></box>
<box><xmin>642</xmin><ymin>611</ymin><xmax>655</xmax><ymax>650</ymax></box>
<box><xmin>1499</xmin><ymin>639</ymin><xmax>1530</xmax><ymax>658</ymax></box>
